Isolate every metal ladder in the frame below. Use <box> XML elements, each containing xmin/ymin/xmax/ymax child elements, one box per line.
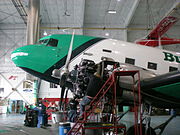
<box><xmin>67</xmin><ymin>70</ymin><xmax>141</xmax><ymax>135</ymax></box>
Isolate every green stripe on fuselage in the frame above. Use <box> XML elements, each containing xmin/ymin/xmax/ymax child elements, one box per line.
<box><xmin>153</xmin><ymin>82</ymin><xmax>180</xmax><ymax>99</ymax></box>
<box><xmin>40</xmin><ymin>34</ymin><xmax>97</xmax><ymax>73</ymax></box>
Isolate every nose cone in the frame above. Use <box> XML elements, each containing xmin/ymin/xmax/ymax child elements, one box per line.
<box><xmin>11</xmin><ymin>46</ymin><xmax>29</xmax><ymax>68</ymax></box>
<box><xmin>11</xmin><ymin>45</ymin><xmax>46</xmax><ymax>74</ymax></box>
<box><xmin>11</xmin><ymin>45</ymin><xmax>47</xmax><ymax>74</ymax></box>
<box><xmin>11</xmin><ymin>45</ymin><xmax>60</xmax><ymax>74</ymax></box>
<box><xmin>11</xmin><ymin>45</ymin><xmax>60</xmax><ymax>84</ymax></box>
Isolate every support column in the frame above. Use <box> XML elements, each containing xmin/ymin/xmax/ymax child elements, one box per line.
<box><xmin>26</xmin><ymin>0</ymin><xmax>40</xmax><ymax>106</ymax></box>
<box><xmin>26</xmin><ymin>0</ymin><xmax>40</xmax><ymax>44</ymax></box>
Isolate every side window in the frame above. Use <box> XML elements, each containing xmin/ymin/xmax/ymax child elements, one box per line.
<box><xmin>102</xmin><ymin>49</ymin><xmax>112</xmax><ymax>53</ymax></box>
<box><xmin>47</xmin><ymin>38</ymin><xmax>58</xmax><ymax>47</ymax></box>
<box><xmin>169</xmin><ymin>66</ymin><xmax>178</xmax><ymax>72</ymax></box>
<box><xmin>147</xmin><ymin>62</ymin><xmax>157</xmax><ymax>70</ymax></box>
<box><xmin>125</xmin><ymin>57</ymin><xmax>135</xmax><ymax>65</ymax></box>
<box><xmin>38</xmin><ymin>39</ymin><xmax>48</xmax><ymax>44</ymax></box>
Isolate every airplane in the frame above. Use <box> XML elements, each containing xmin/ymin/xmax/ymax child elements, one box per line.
<box><xmin>11</xmin><ymin>33</ymin><xmax>180</xmax><ymax>134</ymax></box>
<box><xmin>11</xmin><ymin>33</ymin><xmax>180</xmax><ymax>108</ymax></box>
<box><xmin>135</xmin><ymin>2</ymin><xmax>180</xmax><ymax>47</ymax></box>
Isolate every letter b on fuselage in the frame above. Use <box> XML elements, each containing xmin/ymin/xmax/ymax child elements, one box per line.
<box><xmin>163</xmin><ymin>52</ymin><xmax>180</xmax><ymax>63</ymax></box>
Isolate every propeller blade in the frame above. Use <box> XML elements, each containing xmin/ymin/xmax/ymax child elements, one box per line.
<box><xmin>63</xmin><ymin>89</ymin><xmax>69</xmax><ymax>110</ymax></box>
<box><xmin>64</xmin><ymin>30</ymin><xmax>75</xmax><ymax>69</ymax></box>
<box><xmin>51</xmin><ymin>30</ymin><xmax>75</xmax><ymax>81</ymax></box>
<box><xmin>65</xmin><ymin>89</ymin><xmax>68</xmax><ymax>100</ymax></box>
<box><xmin>59</xmin><ymin>86</ymin><xmax>66</xmax><ymax>110</ymax></box>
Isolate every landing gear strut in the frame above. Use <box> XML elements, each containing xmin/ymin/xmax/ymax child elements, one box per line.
<box><xmin>127</xmin><ymin>103</ymin><xmax>177</xmax><ymax>135</ymax></box>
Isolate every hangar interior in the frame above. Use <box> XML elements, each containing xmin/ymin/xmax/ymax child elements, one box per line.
<box><xmin>0</xmin><ymin>0</ymin><xmax>180</xmax><ymax>135</ymax></box>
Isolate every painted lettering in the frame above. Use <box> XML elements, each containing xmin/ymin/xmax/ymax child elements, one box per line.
<box><xmin>174</xmin><ymin>56</ymin><xmax>180</xmax><ymax>63</ymax></box>
<box><xmin>163</xmin><ymin>52</ymin><xmax>180</xmax><ymax>63</ymax></box>
<box><xmin>163</xmin><ymin>52</ymin><xmax>175</xmax><ymax>62</ymax></box>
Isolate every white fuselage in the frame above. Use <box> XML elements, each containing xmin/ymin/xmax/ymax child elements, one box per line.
<box><xmin>69</xmin><ymin>39</ymin><xmax>180</xmax><ymax>75</ymax></box>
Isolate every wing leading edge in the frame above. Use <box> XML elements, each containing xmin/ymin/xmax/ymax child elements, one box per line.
<box><xmin>141</xmin><ymin>71</ymin><xmax>180</xmax><ymax>108</ymax></box>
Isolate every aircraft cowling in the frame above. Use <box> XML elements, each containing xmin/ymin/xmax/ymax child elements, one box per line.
<box><xmin>116</xmin><ymin>63</ymin><xmax>157</xmax><ymax>105</ymax></box>
<box><xmin>117</xmin><ymin>63</ymin><xmax>156</xmax><ymax>90</ymax></box>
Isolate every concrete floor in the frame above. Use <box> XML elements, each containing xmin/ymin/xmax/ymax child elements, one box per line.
<box><xmin>0</xmin><ymin>113</ymin><xmax>180</xmax><ymax>135</ymax></box>
<box><xmin>121</xmin><ymin>113</ymin><xmax>180</xmax><ymax>135</ymax></box>
<box><xmin>0</xmin><ymin>114</ymin><xmax>58</xmax><ymax>135</ymax></box>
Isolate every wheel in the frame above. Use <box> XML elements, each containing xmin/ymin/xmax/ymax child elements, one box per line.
<box><xmin>127</xmin><ymin>124</ymin><xmax>156</xmax><ymax>135</ymax></box>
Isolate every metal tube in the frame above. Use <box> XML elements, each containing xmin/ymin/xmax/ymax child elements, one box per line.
<box><xmin>26</xmin><ymin>0</ymin><xmax>40</xmax><ymax>45</ymax></box>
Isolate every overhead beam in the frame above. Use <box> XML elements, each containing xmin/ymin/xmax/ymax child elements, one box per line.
<box><xmin>40</xmin><ymin>26</ymin><xmax>152</xmax><ymax>31</ymax></box>
<box><xmin>124</xmin><ymin>0</ymin><xmax>140</xmax><ymax>27</ymax></box>
<box><xmin>11</xmin><ymin>0</ymin><xmax>27</xmax><ymax>25</ymax></box>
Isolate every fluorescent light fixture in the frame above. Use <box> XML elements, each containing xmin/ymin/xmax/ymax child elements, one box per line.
<box><xmin>43</xmin><ymin>31</ymin><xmax>47</xmax><ymax>36</ymax></box>
<box><xmin>105</xmin><ymin>33</ymin><xmax>109</xmax><ymax>36</ymax></box>
<box><xmin>117</xmin><ymin>0</ymin><xmax>121</xmax><ymax>2</ymax></box>
<box><xmin>108</xmin><ymin>10</ymin><xmax>117</xmax><ymax>14</ymax></box>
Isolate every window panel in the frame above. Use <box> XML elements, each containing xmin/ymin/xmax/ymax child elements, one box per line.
<box><xmin>102</xmin><ymin>49</ymin><xmax>112</xmax><ymax>53</ymax></box>
<box><xmin>147</xmin><ymin>62</ymin><xmax>157</xmax><ymax>70</ymax></box>
<box><xmin>47</xmin><ymin>38</ymin><xmax>58</xmax><ymax>47</ymax></box>
<box><xmin>125</xmin><ymin>58</ymin><xmax>135</xmax><ymax>65</ymax></box>
<box><xmin>169</xmin><ymin>66</ymin><xmax>178</xmax><ymax>72</ymax></box>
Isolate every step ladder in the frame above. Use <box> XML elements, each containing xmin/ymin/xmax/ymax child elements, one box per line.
<box><xmin>67</xmin><ymin>70</ymin><xmax>141</xmax><ymax>135</ymax></box>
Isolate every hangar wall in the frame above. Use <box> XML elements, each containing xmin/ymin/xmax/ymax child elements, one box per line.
<box><xmin>40</xmin><ymin>24</ymin><xmax>84</xmax><ymax>36</ymax></box>
<box><xmin>0</xmin><ymin>24</ymin><xmax>26</xmax><ymax>73</ymax></box>
<box><xmin>0</xmin><ymin>72</ymin><xmax>25</xmax><ymax>100</ymax></box>
<box><xmin>83</xmin><ymin>24</ymin><xmax>127</xmax><ymax>41</ymax></box>
<box><xmin>0</xmin><ymin>24</ymin><xmax>29</xmax><ymax>105</ymax></box>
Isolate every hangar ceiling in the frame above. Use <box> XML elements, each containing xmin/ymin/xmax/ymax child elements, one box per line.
<box><xmin>1</xmin><ymin>0</ymin><xmax>179</xmax><ymax>28</ymax></box>
<box><xmin>0</xmin><ymin>0</ymin><xmax>179</xmax><ymax>73</ymax></box>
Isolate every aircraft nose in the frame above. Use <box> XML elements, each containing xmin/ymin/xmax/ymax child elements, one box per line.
<box><xmin>11</xmin><ymin>45</ymin><xmax>59</xmax><ymax>74</ymax></box>
<box><xmin>11</xmin><ymin>46</ymin><xmax>29</xmax><ymax>67</ymax></box>
<box><xmin>11</xmin><ymin>49</ymin><xmax>29</xmax><ymax>59</ymax></box>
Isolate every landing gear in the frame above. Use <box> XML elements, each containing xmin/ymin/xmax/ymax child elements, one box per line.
<box><xmin>127</xmin><ymin>103</ymin><xmax>177</xmax><ymax>135</ymax></box>
<box><xmin>126</xmin><ymin>104</ymin><xmax>156</xmax><ymax>135</ymax></box>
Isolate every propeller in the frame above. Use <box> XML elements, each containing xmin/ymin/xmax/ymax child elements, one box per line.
<box><xmin>60</xmin><ymin>30</ymin><xmax>74</xmax><ymax>87</ymax></box>
<box><xmin>52</xmin><ymin>30</ymin><xmax>75</xmax><ymax>110</ymax></box>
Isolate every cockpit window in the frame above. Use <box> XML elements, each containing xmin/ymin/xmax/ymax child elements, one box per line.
<box><xmin>38</xmin><ymin>39</ymin><xmax>48</xmax><ymax>44</ymax></box>
<box><xmin>46</xmin><ymin>38</ymin><xmax>58</xmax><ymax>47</ymax></box>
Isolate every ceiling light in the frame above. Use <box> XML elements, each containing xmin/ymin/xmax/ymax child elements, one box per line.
<box><xmin>105</xmin><ymin>33</ymin><xmax>109</xmax><ymax>36</ymax></box>
<box><xmin>108</xmin><ymin>10</ymin><xmax>117</xmax><ymax>14</ymax></box>
<box><xmin>43</xmin><ymin>31</ymin><xmax>47</xmax><ymax>36</ymax></box>
<box><xmin>117</xmin><ymin>0</ymin><xmax>121</xmax><ymax>2</ymax></box>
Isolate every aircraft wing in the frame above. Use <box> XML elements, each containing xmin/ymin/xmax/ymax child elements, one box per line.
<box><xmin>140</xmin><ymin>71</ymin><xmax>180</xmax><ymax>108</ymax></box>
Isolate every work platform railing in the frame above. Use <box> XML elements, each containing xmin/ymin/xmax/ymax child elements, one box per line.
<box><xmin>67</xmin><ymin>70</ymin><xmax>142</xmax><ymax>135</ymax></box>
